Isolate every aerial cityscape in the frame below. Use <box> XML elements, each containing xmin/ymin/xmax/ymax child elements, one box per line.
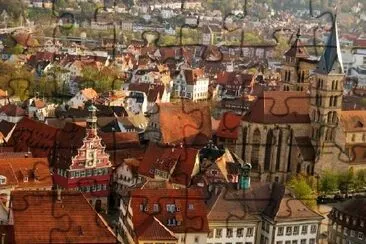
<box><xmin>0</xmin><ymin>0</ymin><xmax>366</xmax><ymax>243</ymax></box>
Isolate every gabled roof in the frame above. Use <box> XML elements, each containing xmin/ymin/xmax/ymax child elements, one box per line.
<box><xmin>242</xmin><ymin>91</ymin><xmax>310</xmax><ymax>124</ymax></box>
<box><xmin>0</xmin><ymin>157</ymin><xmax>52</xmax><ymax>189</ymax></box>
<box><xmin>0</xmin><ymin>120</ymin><xmax>15</xmax><ymax>138</ymax></box>
<box><xmin>130</xmin><ymin>188</ymin><xmax>209</xmax><ymax>236</ymax></box>
<box><xmin>156</xmin><ymin>102</ymin><xmax>212</xmax><ymax>146</ymax></box>
<box><xmin>10</xmin><ymin>190</ymin><xmax>117</xmax><ymax>244</ymax></box>
<box><xmin>136</xmin><ymin>216</ymin><xmax>177</xmax><ymax>241</ymax></box>
<box><xmin>7</xmin><ymin>117</ymin><xmax>58</xmax><ymax>158</ymax></box>
<box><xmin>315</xmin><ymin>17</ymin><xmax>344</xmax><ymax>74</ymax></box>
<box><xmin>340</xmin><ymin>110</ymin><xmax>366</xmax><ymax>132</ymax></box>
<box><xmin>138</xmin><ymin>143</ymin><xmax>198</xmax><ymax>186</ymax></box>
<box><xmin>284</xmin><ymin>29</ymin><xmax>310</xmax><ymax>59</ymax></box>
<box><xmin>128</xmin><ymin>83</ymin><xmax>166</xmax><ymax>103</ymax></box>
<box><xmin>216</xmin><ymin>112</ymin><xmax>242</xmax><ymax>139</ymax></box>
<box><xmin>263</xmin><ymin>183</ymin><xmax>323</xmax><ymax>221</ymax></box>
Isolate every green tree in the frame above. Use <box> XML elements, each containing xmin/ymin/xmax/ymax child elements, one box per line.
<box><xmin>287</xmin><ymin>175</ymin><xmax>316</xmax><ymax>209</ymax></box>
<box><xmin>319</xmin><ymin>171</ymin><xmax>339</xmax><ymax>194</ymax></box>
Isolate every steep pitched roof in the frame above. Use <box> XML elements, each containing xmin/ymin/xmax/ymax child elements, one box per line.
<box><xmin>136</xmin><ymin>216</ymin><xmax>177</xmax><ymax>241</ymax></box>
<box><xmin>157</xmin><ymin>102</ymin><xmax>212</xmax><ymax>146</ymax></box>
<box><xmin>216</xmin><ymin>112</ymin><xmax>242</xmax><ymax>139</ymax></box>
<box><xmin>340</xmin><ymin>110</ymin><xmax>366</xmax><ymax>132</ymax></box>
<box><xmin>10</xmin><ymin>190</ymin><xmax>117</xmax><ymax>244</ymax></box>
<box><xmin>130</xmin><ymin>188</ymin><xmax>209</xmax><ymax>235</ymax></box>
<box><xmin>138</xmin><ymin>143</ymin><xmax>198</xmax><ymax>186</ymax></box>
<box><xmin>315</xmin><ymin>17</ymin><xmax>344</xmax><ymax>74</ymax></box>
<box><xmin>284</xmin><ymin>29</ymin><xmax>310</xmax><ymax>59</ymax></box>
<box><xmin>242</xmin><ymin>91</ymin><xmax>310</xmax><ymax>124</ymax></box>
<box><xmin>128</xmin><ymin>83</ymin><xmax>166</xmax><ymax>103</ymax></box>
<box><xmin>7</xmin><ymin>117</ymin><xmax>59</xmax><ymax>158</ymax></box>
<box><xmin>0</xmin><ymin>157</ymin><xmax>52</xmax><ymax>189</ymax></box>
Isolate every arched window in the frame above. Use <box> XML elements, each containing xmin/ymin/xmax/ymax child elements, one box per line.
<box><xmin>251</xmin><ymin>128</ymin><xmax>261</xmax><ymax>171</ymax></box>
<box><xmin>301</xmin><ymin>71</ymin><xmax>305</xmax><ymax>83</ymax></box>
<box><xmin>288</xmin><ymin>71</ymin><xmax>291</xmax><ymax>82</ymax></box>
<box><xmin>329</xmin><ymin>96</ymin><xmax>333</xmax><ymax>107</ymax></box>
<box><xmin>351</xmin><ymin>134</ymin><xmax>356</xmax><ymax>142</ymax></box>
<box><xmin>264</xmin><ymin>129</ymin><xmax>273</xmax><ymax>172</ymax></box>
<box><xmin>333</xmin><ymin>96</ymin><xmax>338</xmax><ymax>107</ymax></box>
<box><xmin>275</xmin><ymin>129</ymin><xmax>282</xmax><ymax>171</ymax></box>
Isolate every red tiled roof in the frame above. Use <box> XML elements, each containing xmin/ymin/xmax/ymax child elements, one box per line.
<box><xmin>136</xmin><ymin>216</ymin><xmax>177</xmax><ymax>241</ymax></box>
<box><xmin>130</xmin><ymin>188</ymin><xmax>209</xmax><ymax>236</ymax></box>
<box><xmin>216</xmin><ymin>112</ymin><xmax>242</xmax><ymax>139</ymax></box>
<box><xmin>11</xmin><ymin>190</ymin><xmax>117</xmax><ymax>244</ymax></box>
<box><xmin>340</xmin><ymin>110</ymin><xmax>366</xmax><ymax>132</ymax></box>
<box><xmin>158</xmin><ymin>102</ymin><xmax>212</xmax><ymax>146</ymax></box>
<box><xmin>8</xmin><ymin>117</ymin><xmax>59</xmax><ymax>158</ymax></box>
<box><xmin>183</xmin><ymin>68</ymin><xmax>205</xmax><ymax>85</ymax></box>
<box><xmin>354</xmin><ymin>38</ymin><xmax>366</xmax><ymax>47</ymax></box>
<box><xmin>0</xmin><ymin>157</ymin><xmax>52</xmax><ymax>189</ymax></box>
<box><xmin>138</xmin><ymin>143</ymin><xmax>198</xmax><ymax>186</ymax></box>
<box><xmin>128</xmin><ymin>83</ymin><xmax>166</xmax><ymax>103</ymax></box>
<box><xmin>243</xmin><ymin>91</ymin><xmax>310</xmax><ymax>124</ymax></box>
<box><xmin>216</xmin><ymin>72</ymin><xmax>253</xmax><ymax>86</ymax></box>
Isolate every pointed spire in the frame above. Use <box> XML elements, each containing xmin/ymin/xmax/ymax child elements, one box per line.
<box><xmin>284</xmin><ymin>27</ymin><xmax>309</xmax><ymax>59</ymax></box>
<box><xmin>315</xmin><ymin>14</ymin><xmax>344</xmax><ymax>74</ymax></box>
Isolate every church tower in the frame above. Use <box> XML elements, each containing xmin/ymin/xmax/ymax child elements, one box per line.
<box><xmin>310</xmin><ymin>16</ymin><xmax>344</xmax><ymax>155</ymax></box>
<box><xmin>282</xmin><ymin>29</ymin><xmax>311</xmax><ymax>91</ymax></box>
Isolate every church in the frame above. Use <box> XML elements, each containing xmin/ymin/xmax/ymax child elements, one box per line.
<box><xmin>228</xmin><ymin>17</ymin><xmax>366</xmax><ymax>183</ymax></box>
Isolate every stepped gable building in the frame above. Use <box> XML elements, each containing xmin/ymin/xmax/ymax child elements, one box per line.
<box><xmin>220</xmin><ymin>16</ymin><xmax>366</xmax><ymax>183</ymax></box>
<box><xmin>53</xmin><ymin>104</ymin><xmax>112</xmax><ymax>212</ymax></box>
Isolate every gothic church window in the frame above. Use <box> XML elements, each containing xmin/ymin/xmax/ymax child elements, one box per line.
<box><xmin>251</xmin><ymin>128</ymin><xmax>261</xmax><ymax>170</ymax></box>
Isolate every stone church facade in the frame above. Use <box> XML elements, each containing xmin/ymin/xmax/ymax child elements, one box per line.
<box><xmin>230</xmin><ymin>18</ymin><xmax>366</xmax><ymax>183</ymax></box>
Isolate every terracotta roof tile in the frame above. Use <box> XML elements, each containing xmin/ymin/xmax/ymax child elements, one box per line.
<box><xmin>138</xmin><ymin>143</ymin><xmax>198</xmax><ymax>186</ymax></box>
<box><xmin>216</xmin><ymin>112</ymin><xmax>242</xmax><ymax>139</ymax></box>
<box><xmin>243</xmin><ymin>91</ymin><xmax>310</xmax><ymax>124</ymax></box>
<box><xmin>157</xmin><ymin>102</ymin><xmax>212</xmax><ymax>146</ymax></box>
<box><xmin>0</xmin><ymin>158</ymin><xmax>52</xmax><ymax>189</ymax></box>
<box><xmin>128</xmin><ymin>83</ymin><xmax>166</xmax><ymax>103</ymax></box>
<box><xmin>8</xmin><ymin>117</ymin><xmax>58</xmax><ymax>158</ymax></box>
<box><xmin>11</xmin><ymin>190</ymin><xmax>117</xmax><ymax>244</ymax></box>
<box><xmin>340</xmin><ymin>110</ymin><xmax>366</xmax><ymax>132</ymax></box>
<box><xmin>130</xmin><ymin>188</ymin><xmax>209</xmax><ymax>236</ymax></box>
<box><xmin>136</xmin><ymin>216</ymin><xmax>177</xmax><ymax>241</ymax></box>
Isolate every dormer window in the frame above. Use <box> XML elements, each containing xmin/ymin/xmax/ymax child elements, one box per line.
<box><xmin>0</xmin><ymin>175</ymin><xmax>6</xmax><ymax>185</ymax></box>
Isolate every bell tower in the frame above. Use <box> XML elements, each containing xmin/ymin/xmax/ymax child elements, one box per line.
<box><xmin>310</xmin><ymin>15</ymin><xmax>344</xmax><ymax>155</ymax></box>
<box><xmin>282</xmin><ymin>28</ymin><xmax>311</xmax><ymax>91</ymax></box>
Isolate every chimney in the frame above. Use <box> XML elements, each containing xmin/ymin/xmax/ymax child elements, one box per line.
<box><xmin>1</xmin><ymin>233</ymin><xmax>5</xmax><ymax>244</ymax></box>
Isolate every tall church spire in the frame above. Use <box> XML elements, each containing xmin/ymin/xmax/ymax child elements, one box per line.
<box><xmin>316</xmin><ymin>15</ymin><xmax>344</xmax><ymax>74</ymax></box>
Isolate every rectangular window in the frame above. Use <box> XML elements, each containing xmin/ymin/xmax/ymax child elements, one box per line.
<box><xmin>237</xmin><ymin>228</ymin><xmax>243</xmax><ymax>237</ymax></box>
<box><xmin>226</xmin><ymin>228</ymin><xmax>233</xmax><ymax>238</ymax></box>
<box><xmin>80</xmin><ymin>171</ymin><xmax>85</xmax><ymax>177</ymax></box>
<box><xmin>285</xmin><ymin>241</ymin><xmax>291</xmax><ymax>244</ymax></box>
<box><xmin>358</xmin><ymin>232</ymin><xmax>364</xmax><ymax>240</ymax></box>
<box><xmin>292</xmin><ymin>241</ymin><xmax>298</xmax><ymax>244</ymax></box>
<box><xmin>309</xmin><ymin>239</ymin><xmax>315</xmax><ymax>244</ymax></box>
<box><xmin>293</xmin><ymin>225</ymin><xmax>299</xmax><ymax>235</ymax></box>
<box><xmin>208</xmin><ymin>229</ymin><xmax>213</xmax><ymax>238</ymax></box>
<box><xmin>351</xmin><ymin>230</ymin><xmax>356</xmax><ymax>237</ymax></box>
<box><xmin>276</xmin><ymin>242</ymin><xmax>283</xmax><ymax>244</ymax></box>
<box><xmin>301</xmin><ymin>225</ymin><xmax>308</xmax><ymax>235</ymax></box>
<box><xmin>194</xmin><ymin>236</ymin><xmax>199</xmax><ymax>243</ymax></box>
<box><xmin>310</xmin><ymin>224</ymin><xmax>317</xmax><ymax>234</ymax></box>
<box><xmin>300</xmin><ymin>240</ymin><xmax>306</xmax><ymax>244</ymax></box>
<box><xmin>286</xmin><ymin>226</ymin><xmax>292</xmax><ymax>236</ymax></box>
<box><xmin>246</xmin><ymin>227</ymin><xmax>253</xmax><ymax>237</ymax></box>
<box><xmin>278</xmin><ymin>226</ymin><xmax>284</xmax><ymax>236</ymax></box>
<box><xmin>215</xmin><ymin>229</ymin><xmax>222</xmax><ymax>238</ymax></box>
